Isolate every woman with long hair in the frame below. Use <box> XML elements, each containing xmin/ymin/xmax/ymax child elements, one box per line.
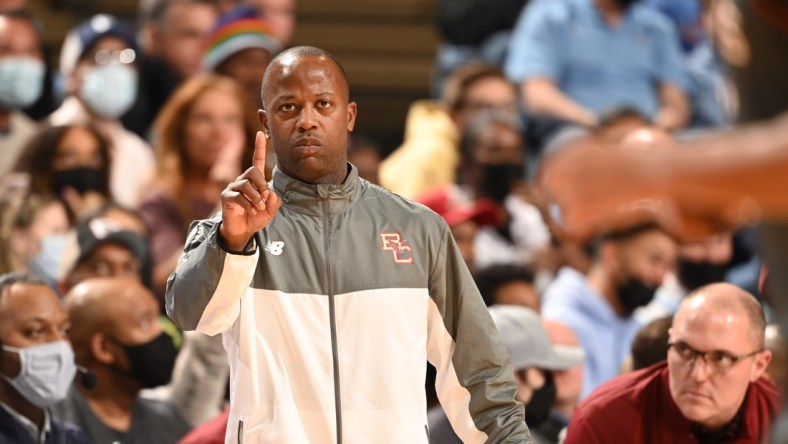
<box><xmin>138</xmin><ymin>73</ymin><xmax>259</xmax><ymax>298</ymax></box>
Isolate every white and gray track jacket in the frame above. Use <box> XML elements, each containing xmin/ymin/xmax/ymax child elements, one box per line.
<box><xmin>166</xmin><ymin>165</ymin><xmax>530</xmax><ymax>444</ymax></box>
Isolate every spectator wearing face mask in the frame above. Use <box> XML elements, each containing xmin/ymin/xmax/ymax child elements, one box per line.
<box><xmin>0</xmin><ymin>10</ymin><xmax>47</xmax><ymax>178</ymax></box>
<box><xmin>0</xmin><ymin>191</ymin><xmax>72</xmax><ymax>289</ymax></box>
<box><xmin>381</xmin><ymin>63</ymin><xmax>520</xmax><ymax>200</ymax></box>
<box><xmin>52</xmin><ymin>277</ymin><xmax>191</xmax><ymax>444</ymax></box>
<box><xmin>428</xmin><ymin>305</ymin><xmax>584</xmax><ymax>444</ymax></box>
<box><xmin>457</xmin><ymin>109</ymin><xmax>551</xmax><ymax>271</ymax></box>
<box><xmin>636</xmin><ymin>231</ymin><xmax>736</xmax><ymax>325</ymax></box>
<box><xmin>541</xmin><ymin>223</ymin><xmax>678</xmax><ymax>399</ymax></box>
<box><xmin>13</xmin><ymin>124</ymin><xmax>112</xmax><ymax>222</ymax></box>
<box><xmin>0</xmin><ymin>272</ymin><xmax>90</xmax><ymax>444</ymax></box>
<box><xmin>49</xmin><ymin>14</ymin><xmax>154</xmax><ymax>209</ymax></box>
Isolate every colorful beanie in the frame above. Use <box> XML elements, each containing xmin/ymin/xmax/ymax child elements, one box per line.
<box><xmin>202</xmin><ymin>5</ymin><xmax>281</xmax><ymax>72</ymax></box>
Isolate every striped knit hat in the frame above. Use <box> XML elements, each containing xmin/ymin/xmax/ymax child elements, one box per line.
<box><xmin>202</xmin><ymin>5</ymin><xmax>281</xmax><ymax>72</ymax></box>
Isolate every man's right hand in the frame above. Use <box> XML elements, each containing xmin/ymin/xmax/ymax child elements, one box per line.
<box><xmin>219</xmin><ymin>131</ymin><xmax>281</xmax><ymax>251</ymax></box>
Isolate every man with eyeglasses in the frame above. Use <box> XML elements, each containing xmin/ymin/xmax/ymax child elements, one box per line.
<box><xmin>563</xmin><ymin>282</ymin><xmax>780</xmax><ymax>444</ymax></box>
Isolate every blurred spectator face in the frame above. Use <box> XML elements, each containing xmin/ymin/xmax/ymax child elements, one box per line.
<box><xmin>677</xmin><ymin>232</ymin><xmax>733</xmax><ymax>292</ymax></box>
<box><xmin>108</xmin><ymin>281</ymin><xmax>162</xmax><ymax>346</ymax></box>
<box><xmin>347</xmin><ymin>146</ymin><xmax>380</xmax><ymax>185</ymax></box>
<box><xmin>0</xmin><ymin>281</ymin><xmax>69</xmax><ymax>349</ymax></box>
<box><xmin>451</xmin><ymin>220</ymin><xmax>478</xmax><ymax>270</ymax></box>
<box><xmin>0</xmin><ymin>0</ymin><xmax>25</xmax><ymax>13</ymax></box>
<box><xmin>248</xmin><ymin>0</ymin><xmax>295</xmax><ymax>46</ymax></box>
<box><xmin>216</xmin><ymin>47</ymin><xmax>272</xmax><ymax>108</ymax></box>
<box><xmin>184</xmin><ymin>86</ymin><xmax>245</xmax><ymax>171</ymax></box>
<box><xmin>0</xmin><ymin>281</ymin><xmax>71</xmax><ymax>404</ymax></box>
<box><xmin>52</xmin><ymin>126</ymin><xmax>105</xmax><ymax>172</ymax></box>
<box><xmin>12</xmin><ymin>200</ymin><xmax>70</xmax><ymax>283</ymax></box>
<box><xmin>495</xmin><ymin>280</ymin><xmax>540</xmax><ymax>312</ymax></box>
<box><xmin>0</xmin><ymin>15</ymin><xmax>44</xmax><ymax>111</ymax></box>
<box><xmin>66</xmin><ymin>278</ymin><xmax>177</xmax><ymax>389</ymax></box>
<box><xmin>470</xmin><ymin>122</ymin><xmax>526</xmax><ymax>203</ymax></box>
<box><xmin>608</xmin><ymin>229</ymin><xmax>677</xmax><ymax>313</ymax></box>
<box><xmin>668</xmin><ymin>294</ymin><xmax>771</xmax><ymax>430</ymax></box>
<box><xmin>153</xmin><ymin>1</ymin><xmax>218</xmax><ymax>78</ymax></box>
<box><xmin>0</xmin><ymin>15</ymin><xmax>41</xmax><ymax>58</ymax></box>
<box><xmin>102</xmin><ymin>281</ymin><xmax>178</xmax><ymax>388</ymax></box>
<box><xmin>514</xmin><ymin>367</ymin><xmax>546</xmax><ymax>404</ymax></box>
<box><xmin>69</xmin><ymin>244</ymin><xmax>141</xmax><ymax>284</ymax></box>
<box><xmin>49</xmin><ymin>125</ymin><xmax>110</xmax><ymax>201</ymax></box>
<box><xmin>454</xmin><ymin>76</ymin><xmax>517</xmax><ymax>133</ymax></box>
<box><xmin>72</xmin><ymin>36</ymin><xmax>138</xmax><ymax>120</ymax></box>
<box><xmin>543</xmin><ymin>320</ymin><xmax>584</xmax><ymax>413</ymax></box>
<box><xmin>472</xmin><ymin>122</ymin><xmax>524</xmax><ymax>166</ymax></box>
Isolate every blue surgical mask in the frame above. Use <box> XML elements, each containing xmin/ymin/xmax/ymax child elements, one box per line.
<box><xmin>0</xmin><ymin>56</ymin><xmax>45</xmax><ymax>109</ymax></box>
<box><xmin>79</xmin><ymin>63</ymin><xmax>138</xmax><ymax>119</ymax></box>
<box><xmin>27</xmin><ymin>234</ymin><xmax>70</xmax><ymax>284</ymax></box>
<box><xmin>1</xmin><ymin>340</ymin><xmax>77</xmax><ymax>407</ymax></box>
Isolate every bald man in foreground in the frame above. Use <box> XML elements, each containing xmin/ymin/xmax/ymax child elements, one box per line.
<box><xmin>52</xmin><ymin>278</ymin><xmax>190</xmax><ymax>444</ymax></box>
<box><xmin>564</xmin><ymin>283</ymin><xmax>780</xmax><ymax>443</ymax></box>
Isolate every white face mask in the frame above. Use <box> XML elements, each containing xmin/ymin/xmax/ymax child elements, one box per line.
<box><xmin>79</xmin><ymin>63</ymin><xmax>138</xmax><ymax>119</ymax></box>
<box><xmin>26</xmin><ymin>234</ymin><xmax>70</xmax><ymax>284</ymax></box>
<box><xmin>1</xmin><ymin>340</ymin><xmax>77</xmax><ymax>407</ymax></box>
<box><xmin>0</xmin><ymin>56</ymin><xmax>45</xmax><ymax>109</ymax></box>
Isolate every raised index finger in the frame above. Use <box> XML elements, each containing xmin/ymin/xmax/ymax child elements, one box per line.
<box><xmin>253</xmin><ymin>131</ymin><xmax>267</xmax><ymax>172</ymax></box>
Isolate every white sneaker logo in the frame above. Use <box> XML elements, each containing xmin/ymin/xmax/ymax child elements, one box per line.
<box><xmin>264</xmin><ymin>241</ymin><xmax>284</xmax><ymax>256</ymax></box>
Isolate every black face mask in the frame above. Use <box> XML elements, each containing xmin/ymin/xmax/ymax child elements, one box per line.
<box><xmin>678</xmin><ymin>260</ymin><xmax>729</xmax><ymax>292</ymax></box>
<box><xmin>525</xmin><ymin>371</ymin><xmax>556</xmax><ymax>428</ymax></box>
<box><xmin>53</xmin><ymin>167</ymin><xmax>106</xmax><ymax>196</ymax></box>
<box><xmin>114</xmin><ymin>332</ymin><xmax>178</xmax><ymax>388</ymax></box>
<box><xmin>612</xmin><ymin>0</ymin><xmax>640</xmax><ymax>10</ymax></box>
<box><xmin>617</xmin><ymin>276</ymin><xmax>658</xmax><ymax>315</ymax></box>
<box><xmin>477</xmin><ymin>163</ymin><xmax>524</xmax><ymax>203</ymax></box>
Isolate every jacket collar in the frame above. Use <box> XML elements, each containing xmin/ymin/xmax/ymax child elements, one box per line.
<box><xmin>272</xmin><ymin>163</ymin><xmax>362</xmax><ymax>217</ymax></box>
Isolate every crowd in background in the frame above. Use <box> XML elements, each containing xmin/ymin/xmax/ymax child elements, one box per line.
<box><xmin>0</xmin><ymin>0</ymin><xmax>784</xmax><ymax>442</ymax></box>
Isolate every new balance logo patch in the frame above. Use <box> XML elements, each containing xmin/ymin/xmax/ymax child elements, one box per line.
<box><xmin>264</xmin><ymin>241</ymin><xmax>284</xmax><ymax>256</ymax></box>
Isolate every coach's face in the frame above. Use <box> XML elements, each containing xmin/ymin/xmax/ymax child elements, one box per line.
<box><xmin>259</xmin><ymin>54</ymin><xmax>357</xmax><ymax>185</ymax></box>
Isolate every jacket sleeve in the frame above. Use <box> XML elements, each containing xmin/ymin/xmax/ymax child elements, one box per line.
<box><xmin>426</xmin><ymin>224</ymin><xmax>530</xmax><ymax>443</ymax></box>
<box><xmin>165</xmin><ymin>216</ymin><xmax>258</xmax><ymax>335</ymax></box>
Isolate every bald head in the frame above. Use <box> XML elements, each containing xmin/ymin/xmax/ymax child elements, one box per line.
<box><xmin>260</xmin><ymin>45</ymin><xmax>349</xmax><ymax>109</ymax></box>
<box><xmin>65</xmin><ymin>278</ymin><xmax>155</xmax><ymax>350</ymax></box>
<box><xmin>676</xmin><ymin>283</ymin><xmax>765</xmax><ymax>349</ymax></box>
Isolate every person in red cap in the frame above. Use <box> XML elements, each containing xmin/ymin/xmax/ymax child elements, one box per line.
<box><xmin>416</xmin><ymin>186</ymin><xmax>497</xmax><ymax>271</ymax></box>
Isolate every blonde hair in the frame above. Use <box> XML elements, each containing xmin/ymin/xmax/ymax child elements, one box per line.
<box><xmin>152</xmin><ymin>73</ymin><xmax>259</xmax><ymax>229</ymax></box>
<box><xmin>0</xmin><ymin>190</ymin><xmax>62</xmax><ymax>275</ymax></box>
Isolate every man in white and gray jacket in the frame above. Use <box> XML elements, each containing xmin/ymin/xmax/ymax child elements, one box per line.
<box><xmin>166</xmin><ymin>45</ymin><xmax>530</xmax><ymax>444</ymax></box>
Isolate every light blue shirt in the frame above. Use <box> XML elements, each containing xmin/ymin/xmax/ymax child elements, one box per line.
<box><xmin>505</xmin><ymin>0</ymin><xmax>688</xmax><ymax>118</ymax></box>
<box><xmin>541</xmin><ymin>267</ymin><xmax>643</xmax><ymax>399</ymax></box>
